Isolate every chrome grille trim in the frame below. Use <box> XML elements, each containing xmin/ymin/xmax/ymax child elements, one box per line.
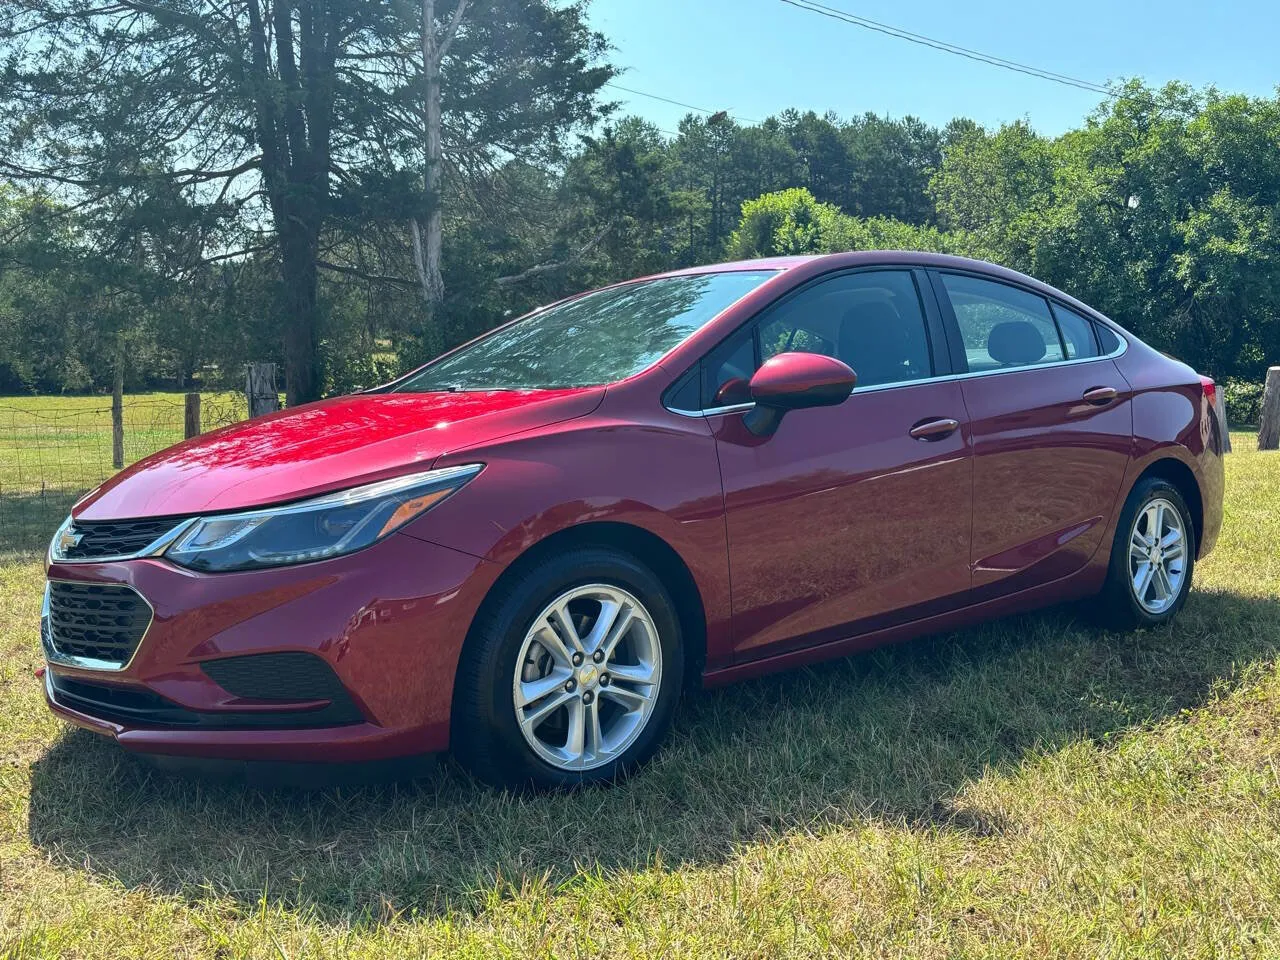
<box><xmin>49</xmin><ymin>515</ymin><xmax>197</xmax><ymax>565</ymax></box>
<box><xmin>40</xmin><ymin>579</ymin><xmax>155</xmax><ymax>672</ymax></box>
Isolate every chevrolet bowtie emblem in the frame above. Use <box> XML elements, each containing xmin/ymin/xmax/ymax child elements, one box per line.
<box><xmin>57</xmin><ymin>528</ymin><xmax>84</xmax><ymax>554</ymax></box>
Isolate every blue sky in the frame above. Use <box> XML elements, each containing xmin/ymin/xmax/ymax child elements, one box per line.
<box><xmin>587</xmin><ymin>0</ymin><xmax>1279</xmax><ymax>135</ymax></box>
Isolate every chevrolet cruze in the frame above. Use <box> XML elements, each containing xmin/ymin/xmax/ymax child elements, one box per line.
<box><xmin>41</xmin><ymin>252</ymin><xmax>1225</xmax><ymax>788</ymax></box>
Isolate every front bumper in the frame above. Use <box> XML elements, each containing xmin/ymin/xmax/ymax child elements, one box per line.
<box><xmin>42</xmin><ymin>532</ymin><xmax>499</xmax><ymax>762</ymax></box>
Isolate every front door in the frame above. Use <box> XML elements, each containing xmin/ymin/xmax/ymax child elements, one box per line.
<box><xmin>706</xmin><ymin>268</ymin><xmax>974</xmax><ymax>662</ymax></box>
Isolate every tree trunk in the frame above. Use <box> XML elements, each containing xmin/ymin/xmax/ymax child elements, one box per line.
<box><xmin>1259</xmin><ymin>366</ymin><xmax>1280</xmax><ymax>451</ymax></box>
<box><xmin>280</xmin><ymin>224</ymin><xmax>321</xmax><ymax>406</ymax></box>
<box><xmin>412</xmin><ymin>0</ymin><xmax>446</xmax><ymax>308</ymax></box>
<box><xmin>412</xmin><ymin>0</ymin><xmax>468</xmax><ymax>309</ymax></box>
<box><xmin>244</xmin><ymin>0</ymin><xmax>330</xmax><ymax>407</ymax></box>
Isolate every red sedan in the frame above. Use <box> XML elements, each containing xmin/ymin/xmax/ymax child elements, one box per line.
<box><xmin>42</xmin><ymin>252</ymin><xmax>1225</xmax><ymax>788</ymax></box>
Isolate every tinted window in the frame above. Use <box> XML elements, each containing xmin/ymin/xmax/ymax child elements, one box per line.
<box><xmin>396</xmin><ymin>270</ymin><xmax>775</xmax><ymax>392</ymax></box>
<box><xmin>759</xmin><ymin>270</ymin><xmax>932</xmax><ymax>388</ymax></box>
<box><xmin>941</xmin><ymin>273</ymin><xmax>1064</xmax><ymax>372</ymax></box>
<box><xmin>1095</xmin><ymin>323</ymin><xmax>1122</xmax><ymax>354</ymax></box>
<box><xmin>1050</xmin><ymin>303</ymin><xmax>1100</xmax><ymax>359</ymax></box>
<box><xmin>665</xmin><ymin>369</ymin><xmax>700</xmax><ymax>411</ymax></box>
<box><xmin>701</xmin><ymin>325</ymin><xmax>756</xmax><ymax>407</ymax></box>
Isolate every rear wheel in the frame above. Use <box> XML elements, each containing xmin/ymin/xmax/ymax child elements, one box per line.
<box><xmin>451</xmin><ymin>547</ymin><xmax>683</xmax><ymax>790</ymax></box>
<box><xmin>1099</xmin><ymin>477</ymin><xmax>1195</xmax><ymax>629</ymax></box>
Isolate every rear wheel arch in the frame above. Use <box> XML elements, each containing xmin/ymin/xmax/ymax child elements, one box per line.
<box><xmin>1133</xmin><ymin>457</ymin><xmax>1204</xmax><ymax>556</ymax></box>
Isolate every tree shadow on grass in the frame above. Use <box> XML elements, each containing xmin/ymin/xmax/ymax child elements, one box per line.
<box><xmin>26</xmin><ymin>587</ymin><xmax>1280</xmax><ymax>924</ymax></box>
<box><xmin>0</xmin><ymin>488</ymin><xmax>79</xmax><ymax>562</ymax></box>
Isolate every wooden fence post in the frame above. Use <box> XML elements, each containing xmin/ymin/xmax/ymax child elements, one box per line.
<box><xmin>111</xmin><ymin>359</ymin><xmax>124</xmax><ymax>470</ymax></box>
<box><xmin>1259</xmin><ymin>366</ymin><xmax>1280</xmax><ymax>451</ymax></box>
<box><xmin>246</xmin><ymin>362</ymin><xmax>281</xmax><ymax>419</ymax></box>
<box><xmin>184</xmin><ymin>392</ymin><xmax>201</xmax><ymax>439</ymax></box>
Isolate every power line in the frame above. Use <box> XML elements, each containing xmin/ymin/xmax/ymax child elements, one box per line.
<box><xmin>777</xmin><ymin>0</ymin><xmax>1113</xmax><ymax>96</ymax></box>
<box><xmin>603</xmin><ymin>82</ymin><xmax>763</xmax><ymax>125</ymax></box>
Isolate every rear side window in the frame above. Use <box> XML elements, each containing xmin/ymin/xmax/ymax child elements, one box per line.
<box><xmin>940</xmin><ymin>273</ymin><xmax>1064</xmax><ymax>372</ymax></box>
<box><xmin>1095</xmin><ymin>323</ymin><xmax>1123</xmax><ymax>354</ymax></box>
<box><xmin>1050</xmin><ymin>303</ymin><xmax>1101</xmax><ymax>359</ymax></box>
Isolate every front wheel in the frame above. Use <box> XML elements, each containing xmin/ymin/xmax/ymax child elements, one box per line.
<box><xmin>1099</xmin><ymin>477</ymin><xmax>1196</xmax><ymax>629</ymax></box>
<box><xmin>451</xmin><ymin>547</ymin><xmax>683</xmax><ymax>790</ymax></box>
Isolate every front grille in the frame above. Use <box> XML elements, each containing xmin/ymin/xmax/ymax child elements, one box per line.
<box><xmin>59</xmin><ymin>518</ymin><xmax>180</xmax><ymax>560</ymax></box>
<box><xmin>44</xmin><ymin>581</ymin><xmax>151</xmax><ymax>667</ymax></box>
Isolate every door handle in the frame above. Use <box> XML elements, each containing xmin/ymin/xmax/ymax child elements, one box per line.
<box><xmin>1082</xmin><ymin>386</ymin><xmax>1118</xmax><ymax>405</ymax></box>
<box><xmin>909</xmin><ymin>417</ymin><xmax>960</xmax><ymax>441</ymax></box>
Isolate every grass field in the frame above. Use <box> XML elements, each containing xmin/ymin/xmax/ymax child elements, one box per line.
<box><xmin>1</xmin><ymin>433</ymin><xmax>1277</xmax><ymax>958</ymax></box>
<box><xmin>0</xmin><ymin>393</ymin><xmax>249</xmax><ymax>554</ymax></box>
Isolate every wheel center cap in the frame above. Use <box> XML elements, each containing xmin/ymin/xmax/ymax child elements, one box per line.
<box><xmin>578</xmin><ymin>664</ymin><xmax>599</xmax><ymax>688</ymax></box>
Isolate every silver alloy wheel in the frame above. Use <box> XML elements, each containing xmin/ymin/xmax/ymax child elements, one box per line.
<box><xmin>1128</xmin><ymin>496</ymin><xmax>1188</xmax><ymax>614</ymax></box>
<box><xmin>512</xmin><ymin>583</ymin><xmax>662</xmax><ymax>772</ymax></box>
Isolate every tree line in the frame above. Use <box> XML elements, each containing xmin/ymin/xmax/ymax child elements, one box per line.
<box><xmin>0</xmin><ymin>3</ymin><xmax>1275</xmax><ymax>419</ymax></box>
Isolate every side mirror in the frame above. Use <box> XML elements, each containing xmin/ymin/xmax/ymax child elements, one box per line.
<box><xmin>743</xmin><ymin>352</ymin><xmax>856</xmax><ymax>436</ymax></box>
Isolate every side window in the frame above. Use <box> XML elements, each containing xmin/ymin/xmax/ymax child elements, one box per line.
<box><xmin>1050</xmin><ymin>303</ymin><xmax>1101</xmax><ymax>359</ymax></box>
<box><xmin>1094</xmin><ymin>322</ymin><xmax>1122</xmax><ymax>354</ymax></box>
<box><xmin>759</xmin><ymin>270</ymin><xmax>933</xmax><ymax>388</ymax></box>
<box><xmin>701</xmin><ymin>324</ymin><xmax>756</xmax><ymax>407</ymax></box>
<box><xmin>940</xmin><ymin>273</ymin><xmax>1064</xmax><ymax>372</ymax></box>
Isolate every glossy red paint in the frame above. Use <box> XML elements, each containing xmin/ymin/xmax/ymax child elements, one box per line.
<box><xmin>75</xmin><ymin>387</ymin><xmax>602</xmax><ymax>520</ymax></box>
<box><xmin>42</xmin><ymin>251</ymin><xmax>1225</xmax><ymax>765</ymax></box>
<box><xmin>960</xmin><ymin>360</ymin><xmax>1133</xmax><ymax>598</ymax></box>
<box><xmin>45</xmin><ymin>533</ymin><xmax>500</xmax><ymax>759</ymax></box>
<box><xmin>713</xmin><ymin>378</ymin><xmax>972</xmax><ymax>660</ymax></box>
<box><xmin>748</xmin><ymin>352</ymin><xmax>857</xmax><ymax>407</ymax></box>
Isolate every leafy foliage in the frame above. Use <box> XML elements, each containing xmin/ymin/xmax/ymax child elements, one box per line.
<box><xmin>0</xmin><ymin>18</ymin><xmax>1275</xmax><ymax>402</ymax></box>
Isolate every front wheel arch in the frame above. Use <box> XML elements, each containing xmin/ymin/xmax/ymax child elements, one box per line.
<box><xmin>450</xmin><ymin>542</ymin><xmax>685</xmax><ymax>788</ymax></box>
<box><xmin>461</xmin><ymin>522</ymin><xmax>708</xmax><ymax>700</ymax></box>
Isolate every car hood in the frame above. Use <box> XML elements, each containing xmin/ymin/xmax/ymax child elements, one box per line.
<box><xmin>74</xmin><ymin>388</ymin><xmax>604</xmax><ymax>521</ymax></box>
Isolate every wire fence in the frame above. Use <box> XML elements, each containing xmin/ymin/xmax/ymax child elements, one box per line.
<box><xmin>0</xmin><ymin>393</ymin><xmax>249</xmax><ymax>555</ymax></box>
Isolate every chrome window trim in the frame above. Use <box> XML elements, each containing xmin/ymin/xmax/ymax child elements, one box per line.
<box><xmin>41</xmin><ymin>578</ymin><xmax>155</xmax><ymax>673</ymax></box>
<box><xmin>664</xmin><ymin>335</ymin><xmax>1128</xmax><ymax>418</ymax></box>
<box><xmin>668</xmin><ymin>401</ymin><xmax>755</xmax><ymax>418</ymax></box>
<box><xmin>938</xmin><ymin>331</ymin><xmax>1129</xmax><ymax>383</ymax></box>
<box><xmin>48</xmin><ymin>515</ymin><xmax>198</xmax><ymax>566</ymax></box>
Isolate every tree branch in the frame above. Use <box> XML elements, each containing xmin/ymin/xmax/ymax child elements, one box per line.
<box><xmin>435</xmin><ymin>0</ymin><xmax>472</xmax><ymax>62</ymax></box>
<box><xmin>495</xmin><ymin>222</ymin><xmax>613</xmax><ymax>286</ymax></box>
<box><xmin>317</xmin><ymin>259</ymin><xmax>418</xmax><ymax>288</ymax></box>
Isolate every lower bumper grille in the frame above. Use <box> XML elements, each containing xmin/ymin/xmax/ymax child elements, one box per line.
<box><xmin>47</xmin><ymin>671</ymin><xmax>363</xmax><ymax>730</ymax></box>
<box><xmin>43</xmin><ymin>581</ymin><xmax>151</xmax><ymax>668</ymax></box>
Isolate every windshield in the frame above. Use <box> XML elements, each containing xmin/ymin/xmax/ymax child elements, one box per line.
<box><xmin>393</xmin><ymin>270</ymin><xmax>776</xmax><ymax>392</ymax></box>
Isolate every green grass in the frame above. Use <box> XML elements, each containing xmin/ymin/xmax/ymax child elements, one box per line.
<box><xmin>1</xmin><ymin>434</ymin><xmax>1278</xmax><ymax>957</ymax></box>
<box><xmin>0</xmin><ymin>393</ymin><xmax>248</xmax><ymax>558</ymax></box>
<box><xmin>0</xmin><ymin>392</ymin><xmax>248</xmax><ymax>489</ymax></box>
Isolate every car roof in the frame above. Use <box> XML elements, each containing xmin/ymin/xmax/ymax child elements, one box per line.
<box><xmin>654</xmin><ymin>251</ymin><xmax>1014</xmax><ymax>277</ymax></box>
<box><xmin>650</xmin><ymin>251</ymin><xmax>1113</xmax><ymax>326</ymax></box>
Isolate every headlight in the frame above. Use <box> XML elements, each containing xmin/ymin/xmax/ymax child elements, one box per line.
<box><xmin>165</xmin><ymin>464</ymin><xmax>482</xmax><ymax>572</ymax></box>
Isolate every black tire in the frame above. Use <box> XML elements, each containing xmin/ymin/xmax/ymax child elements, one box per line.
<box><xmin>1098</xmin><ymin>476</ymin><xmax>1196</xmax><ymax>630</ymax></box>
<box><xmin>451</xmin><ymin>546</ymin><xmax>684</xmax><ymax>790</ymax></box>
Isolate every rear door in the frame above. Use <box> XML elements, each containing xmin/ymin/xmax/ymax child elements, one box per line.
<box><xmin>703</xmin><ymin>268</ymin><xmax>974</xmax><ymax>662</ymax></box>
<box><xmin>930</xmin><ymin>270</ymin><xmax>1133</xmax><ymax>599</ymax></box>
